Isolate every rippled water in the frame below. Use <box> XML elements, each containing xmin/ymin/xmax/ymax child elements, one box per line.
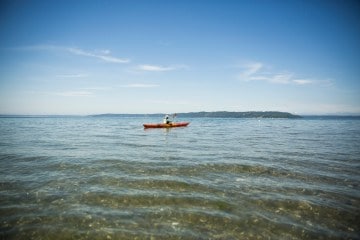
<box><xmin>0</xmin><ymin>116</ymin><xmax>359</xmax><ymax>239</ymax></box>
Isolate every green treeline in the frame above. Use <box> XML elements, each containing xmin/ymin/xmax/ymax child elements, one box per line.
<box><xmin>176</xmin><ymin>111</ymin><xmax>301</xmax><ymax>118</ymax></box>
<box><xmin>92</xmin><ymin>111</ymin><xmax>301</xmax><ymax>118</ymax></box>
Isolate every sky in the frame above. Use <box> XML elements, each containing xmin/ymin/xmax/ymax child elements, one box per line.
<box><xmin>0</xmin><ymin>0</ymin><xmax>359</xmax><ymax>115</ymax></box>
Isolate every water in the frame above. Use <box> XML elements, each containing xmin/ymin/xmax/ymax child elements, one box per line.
<box><xmin>0</xmin><ymin>116</ymin><xmax>359</xmax><ymax>239</ymax></box>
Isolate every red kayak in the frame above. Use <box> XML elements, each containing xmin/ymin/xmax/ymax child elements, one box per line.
<box><xmin>143</xmin><ymin>122</ymin><xmax>190</xmax><ymax>129</ymax></box>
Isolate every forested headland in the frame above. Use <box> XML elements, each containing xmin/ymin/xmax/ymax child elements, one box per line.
<box><xmin>92</xmin><ymin>111</ymin><xmax>302</xmax><ymax>118</ymax></box>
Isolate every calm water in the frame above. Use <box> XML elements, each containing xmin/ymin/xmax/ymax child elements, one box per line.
<box><xmin>0</xmin><ymin>116</ymin><xmax>359</xmax><ymax>239</ymax></box>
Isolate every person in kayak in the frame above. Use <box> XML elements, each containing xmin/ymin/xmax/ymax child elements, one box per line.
<box><xmin>163</xmin><ymin>114</ymin><xmax>172</xmax><ymax>124</ymax></box>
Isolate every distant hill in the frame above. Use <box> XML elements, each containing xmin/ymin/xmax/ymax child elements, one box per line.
<box><xmin>177</xmin><ymin>111</ymin><xmax>301</xmax><ymax>118</ymax></box>
<box><xmin>91</xmin><ymin>111</ymin><xmax>302</xmax><ymax>118</ymax></box>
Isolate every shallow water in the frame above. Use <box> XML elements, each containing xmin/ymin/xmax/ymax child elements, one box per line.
<box><xmin>0</xmin><ymin>116</ymin><xmax>359</xmax><ymax>239</ymax></box>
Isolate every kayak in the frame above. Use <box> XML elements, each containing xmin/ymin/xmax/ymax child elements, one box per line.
<box><xmin>143</xmin><ymin>122</ymin><xmax>190</xmax><ymax>129</ymax></box>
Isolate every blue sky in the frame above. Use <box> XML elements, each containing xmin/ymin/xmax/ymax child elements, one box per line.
<box><xmin>0</xmin><ymin>0</ymin><xmax>359</xmax><ymax>115</ymax></box>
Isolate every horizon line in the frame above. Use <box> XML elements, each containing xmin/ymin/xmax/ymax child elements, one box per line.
<box><xmin>1</xmin><ymin>111</ymin><xmax>360</xmax><ymax>118</ymax></box>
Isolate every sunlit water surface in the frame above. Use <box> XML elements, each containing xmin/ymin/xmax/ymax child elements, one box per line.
<box><xmin>0</xmin><ymin>117</ymin><xmax>359</xmax><ymax>239</ymax></box>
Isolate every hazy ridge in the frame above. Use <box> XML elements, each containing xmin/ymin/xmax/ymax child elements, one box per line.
<box><xmin>91</xmin><ymin>111</ymin><xmax>302</xmax><ymax>118</ymax></box>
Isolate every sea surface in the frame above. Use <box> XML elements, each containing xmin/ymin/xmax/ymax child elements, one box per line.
<box><xmin>0</xmin><ymin>116</ymin><xmax>359</xmax><ymax>239</ymax></box>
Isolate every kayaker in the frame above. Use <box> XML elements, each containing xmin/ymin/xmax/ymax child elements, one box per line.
<box><xmin>163</xmin><ymin>114</ymin><xmax>171</xmax><ymax>124</ymax></box>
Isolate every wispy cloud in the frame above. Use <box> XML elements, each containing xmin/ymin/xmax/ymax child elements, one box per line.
<box><xmin>83</xmin><ymin>86</ymin><xmax>112</xmax><ymax>91</ymax></box>
<box><xmin>240</xmin><ymin>62</ymin><xmax>264</xmax><ymax>77</ymax></box>
<box><xmin>67</xmin><ymin>47</ymin><xmax>130</xmax><ymax>63</ymax></box>
<box><xmin>292</xmin><ymin>79</ymin><xmax>313</xmax><ymax>85</ymax></box>
<box><xmin>238</xmin><ymin>61</ymin><xmax>314</xmax><ymax>85</ymax></box>
<box><xmin>55</xmin><ymin>91</ymin><xmax>93</xmax><ymax>97</ymax></box>
<box><xmin>137</xmin><ymin>64</ymin><xmax>173</xmax><ymax>72</ymax></box>
<box><xmin>120</xmin><ymin>83</ymin><xmax>160</xmax><ymax>88</ymax></box>
<box><xmin>56</xmin><ymin>73</ymin><xmax>88</xmax><ymax>78</ymax></box>
<box><xmin>136</xmin><ymin>64</ymin><xmax>188</xmax><ymax>72</ymax></box>
<box><xmin>13</xmin><ymin>44</ymin><xmax>130</xmax><ymax>64</ymax></box>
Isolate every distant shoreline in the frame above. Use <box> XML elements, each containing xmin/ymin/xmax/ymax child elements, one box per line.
<box><xmin>91</xmin><ymin>111</ymin><xmax>302</xmax><ymax>119</ymax></box>
<box><xmin>1</xmin><ymin>111</ymin><xmax>360</xmax><ymax>119</ymax></box>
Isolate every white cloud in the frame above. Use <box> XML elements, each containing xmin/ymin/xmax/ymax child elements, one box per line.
<box><xmin>238</xmin><ymin>61</ymin><xmax>314</xmax><ymax>85</ymax></box>
<box><xmin>270</xmin><ymin>72</ymin><xmax>293</xmax><ymax>84</ymax></box>
<box><xmin>241</xmin><ymin>62</ymin><xmax>264</xmax><ymax>77</ymax></box>
<box><xmin>136</xmin><ymin>64</ymin><xmax>188</xmax><ymax>72</ymax></box>
<box><xmin>137</xmin><ymin>64</ymin><xmax>174</xmax><ymax>72</ymax></box>
<box><xmin>56</xmin><ymin>73</ymin><xmax>88</xmax><ymax>78</ymax></box>
<box><xmin>67</xmin><ymin>47</ymin><xmax>130</xmax><ymax>63</ymax></box>
<box><xmin>14</xmin><ymin>45</ymin><xmax>130</xmax><ymax>63</ymax></box>
<box><xmin>55</xmin><ymin>91</ymin><xmax>93</xmax><ymax>97</ymax></box>
<box><xmin>83</xmin><ymin>86</ymin><xmax>112</xmax><ymax>91</ymax></box>
<box><xmin>96</xmin><ymin>49</ymin><xmax>111</xmax><ymax>55</ymax></box>
<box><xmin>293</xmin><ymin>79</ymin><xmax>313</xmax><ymax>85</ymax></box>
